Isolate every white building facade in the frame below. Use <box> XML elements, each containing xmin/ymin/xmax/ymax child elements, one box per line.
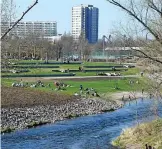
<box><xmin>1</xmin><ymin>21</ymin><xmax>57</xmax><ymax>37</ymax></box>
<box><xmin>72</xmin><ymin>6</ymin><xmax>83</xmax><ymax>41</ymax></box>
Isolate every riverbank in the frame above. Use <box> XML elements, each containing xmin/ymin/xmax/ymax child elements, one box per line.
<box><xmin>112</xmin><ymin>119</ymin><xmax>162</xmax><ymax>149</ymax></box>
<box><xmin>107</xmin><ymin>91</ymin><xmax>148</xmax><ymax>101</ymax></box>
<box><xmin>1</xmin><ymin>86</ymin><xmax>122</xmax><ymax>133</ymax></box>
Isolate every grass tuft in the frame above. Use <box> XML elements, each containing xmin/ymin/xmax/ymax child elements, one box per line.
<box><xmin>112</xmin><ymin>119</ymin><xmax>162</xmax><ymax>149</ymax></box>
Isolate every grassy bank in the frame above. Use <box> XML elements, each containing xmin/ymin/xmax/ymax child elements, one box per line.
<box><xmin>2</xmin><ymin>61</ymin><xmax>140</xmax><ymax>76</ymax></box>
<box><xmin>1</xmin><ymin>77</ymin><xmax>146</xmax><ymax>95</ymax></box>
<box><xmin>112</xmin><ymin>119</ymin><xmax>162</xmax><ymax>149</ymax></box>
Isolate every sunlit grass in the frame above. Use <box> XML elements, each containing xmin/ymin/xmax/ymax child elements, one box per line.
<box><xmin>2</xmin><ymin>78</ymin><xmax>145</xmax><ymax>95</ymax></box>
<box><xmin>112</xmin><ymin>119</ymin><xmax>162</xmax><ymax>149</ymax></box>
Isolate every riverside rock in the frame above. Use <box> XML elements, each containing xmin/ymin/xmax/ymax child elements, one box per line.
<box><xmin>1</xmin><ymin>98</ymin><xmax>122</xmax><ymax>132</ymax></box>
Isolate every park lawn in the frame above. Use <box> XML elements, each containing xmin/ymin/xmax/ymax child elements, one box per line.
<box><xmin>121</xmin><ymin>67</ymin><xmax>140</xmax><ymax>75</ymax></box>
<box><xmin>1</xmin><ymin>78</ymin><xmax>17</xmax><ymax>87</ymax></box>
<box><xmin>1</xmin><ymin>68</ymin><xmax>58</xmax><ymax>75</ymax></box>
<box><xmin>9</xmin><ymin>59</ymin><xmax>60</xmax><ymax>63</ymax></box>
<box><xmin>1</xmin><ymin>67</ymin><xmax>128</xmax><ymax>76</ymax></box>
<box><xmin>61</xmin><ymin>78</ymin><xmax>145</xmax><ymax>94</ymax></box>
<box><xmin>2</xmin><ymin>61</ymin><xmax>132</xmax><ymax>77</ymax></box>
<box><xmin>1</xmin><ymin>68</ymin><xmax>101</xmax><ymax>76</ymax></box>
<box><xmin>83</xmin><ymin>61</ymin><xmax>120</xmax><ymax>66</ymax></box>
<box><xmin>112</xmin><ymin>119</ymin><xmax>162</xmax><ymax>149</ymax></box>
<box><xmin>2</xmin><ymin>78</ymin><xmax>146</xmax><ymax>95</ymax></box>
<box><xmin>9</xmin><ymin>60</ymin><xmax>119</xmax><ymax>66</ymax></box>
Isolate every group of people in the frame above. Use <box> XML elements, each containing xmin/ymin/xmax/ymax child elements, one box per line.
<box><xmin>12</xmin><ymin>80</ymin><xmax>50</xmax><ymax>88</ymax></box>
<box><xmin>74</xmin><ymin>85</ymin><xmax>100</xmax><ymax>97</ymax></box>
<box><xmin>54</xmin><ymin>81</ymin><xmax>70</xmax><ymax>90</ymax></box>
<box><xmin>12</xmin><ymin>79</ymin><xmax>100</xmax><ymax>98</ymax></box>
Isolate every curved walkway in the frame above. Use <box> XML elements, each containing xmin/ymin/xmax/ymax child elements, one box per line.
<box><xmin>15</xmin><ymin>75</ymin><xmax>140</xmax><ymax>81</ymax></box>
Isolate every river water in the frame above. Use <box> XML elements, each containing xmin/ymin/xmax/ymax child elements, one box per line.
<box><xmin>2</xmin><ymin>99</ymin><xmax>162</xmax><ymax>149</ymax></box>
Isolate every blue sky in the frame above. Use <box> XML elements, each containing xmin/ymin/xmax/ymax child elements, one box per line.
<box><xmin>15</xmin><ymin>0</ymin><xmax>128</xmax><ymax>38</ymax></box>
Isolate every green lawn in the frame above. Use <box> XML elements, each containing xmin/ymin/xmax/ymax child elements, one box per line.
<box><xmin>9</xmin><ymin>60</ymin><xmax>119</xmax><ymax>66</ymax></box>
<box><xmin>83</xmin><ymin>61</ymin><xmax>120</xmax><ymax>66</ymax></box>
<box><xmin>2</xmin><ymin>67</ymin><xmax>134</xmax><ymax>77</ymax></box>
<box><xmin>2</xmin><ymin>78</ymin><xmax>145</xmax><ymax>95</ymax></box>
<box><xmin>121</xmin><ymin>68</ymin><xmax>140</xmax><ymax>75</ymax></box>
<box><xmin>2</xmin><ymin>61</ymin><xmax>141</xmax><ymax>78</ymax></box>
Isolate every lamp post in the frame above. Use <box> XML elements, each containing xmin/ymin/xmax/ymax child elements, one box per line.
<box><xmin>102</xmin><ymin>35</ymin><xmax>105</xmax><ymax>59</ymax></box>
<box><xmin>123</xmin><ymin>34</ymin><xmax>126</xmax><ymax>50</ymax></box>
<box><xmin>121</xmin><ymin>34</ymin><xmax>127</xmax><ymax>64</ymax></box>
<box><xmin>108</xmin><ymin>35</ymin><xmax>112</xmax><ymax>61</ymax></box>
<box><xmin>102</xmin><ymin>35</ymin><xmax>113</xmax><ymax>61</ymax></box>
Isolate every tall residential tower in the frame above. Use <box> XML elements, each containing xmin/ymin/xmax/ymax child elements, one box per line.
<box><xmin>72</xmin><ymin>4</ymin><xmax>99</xmax><ymax>43</ymax></box>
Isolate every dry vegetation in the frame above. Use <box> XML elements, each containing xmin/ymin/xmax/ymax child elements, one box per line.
<box><xmin>1</xmin><ymin>86</ymin><xmax>76</xmax><ymax>108</ymax></box>
<box><xmin>113</xmin><ymin>119</ymin><xmax>162</xmax><ymax>149</ymax></box>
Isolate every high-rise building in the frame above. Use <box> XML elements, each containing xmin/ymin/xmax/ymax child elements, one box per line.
<box><xmin>72</xmin><ymin>4</ymin><xmax>99</xmax><ymax>43</ymax></box>
<box><xmin>1</xmin><ymin>21</ymin><xmax>57</xmax><ymax>37</ymax></box>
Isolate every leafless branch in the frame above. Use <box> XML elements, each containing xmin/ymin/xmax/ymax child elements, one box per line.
<box><xmin>107</xmin><ymin>0</ymin><xmax>162</xmax><ymax>45</ymax></box>
<box><xmin>0</xmin><ymin>0</ymin><xmax>38</xmax><ymax>40</ymax></box>
<box><xmin>148</xmin><ymin>0</ymin><xmax>162</xmax><ymax>18</ymax></box>
<box><xmin>131</xmin><ymin>47</ymin><xmax>162</xmax><ymax>64</ymax></box>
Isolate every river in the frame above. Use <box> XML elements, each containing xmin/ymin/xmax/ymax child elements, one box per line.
<box><xmin>2</xmin><ymin>98</ymin><xmax>162</xmax><ymax>149</ymax></box>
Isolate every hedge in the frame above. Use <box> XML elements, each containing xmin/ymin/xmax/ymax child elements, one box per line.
<box><xmin>52</xmin><ymin>69</ymin><xmax>128</xmax><ymax>73</ymax></box>
<box><xmin>16</xmin><ymin>62</ymin><xmax>82</xmax><ymax>65</ymax></box>
<box><xmin>84</xmin><ymin>65</ymin><xmax>124</xmax><ymax>68</ymax></box>
<box><xmin>2</xmin><ymin>73</ymin><xmax>76</xmax><ymax>78</ymax></box>
<box><xmin>7</xmin><ymin>65</ymin><xmax>59</xmax><ymax>69</ymax></box>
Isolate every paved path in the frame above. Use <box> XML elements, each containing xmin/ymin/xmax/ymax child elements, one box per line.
<box><xmin>15</xmin><ymin>75</ymin><xmax>140</xmax><ymax>81</ymax></box>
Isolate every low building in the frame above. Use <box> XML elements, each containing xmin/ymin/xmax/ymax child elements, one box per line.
<box><xmin>44</xmin><ymin>35</ymin><xmax>62</xmax><ymax>43</ymax></box>
<box><xmin>91</xmin><ymin>47</ymin><xmax>141</xmax><ymax>60</ymax></box>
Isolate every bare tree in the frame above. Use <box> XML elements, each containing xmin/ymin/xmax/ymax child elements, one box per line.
<box><xmin>1</xmin><ymin>0</ymin><xmax>39</xmax><ymax>69</ymax></box>
<box><xmin>60</xmin><ymin>33</ymin><xmax>74</xmax><ymax>61</ymax></box>
<box><xmin>77</xmin><ymin>31</ymin><xmax>89</xmax><ymax>60</ymax></box>
<box><xmin>1</xmin><ymin>0</ymin><xmax>38</xmax><ymax>40</ymax></box>
<box><xmin>106</xmin><ymin>0</ymin><xmax>162</xmax><ymax>64</ymax></box>
<box><xmin>106</xmin><ymin>0</ymin><xmax>162</xmax><ymax>120</ymax></box>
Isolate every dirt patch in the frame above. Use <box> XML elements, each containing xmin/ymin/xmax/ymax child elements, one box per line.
<box><xmin>108</xmin><ymin>91</ymin><xmax>148</xmax><ymax>101</ymax></box>
<box><xmin>1</xmin><ymin>86</ymin><xmax>76</xmax><ymax>108</ymax></box>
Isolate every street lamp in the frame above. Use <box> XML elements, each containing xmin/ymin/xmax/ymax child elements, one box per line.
<box><xmin>102</xmin><ymin>35</ymin><xmax>112</xmax><ymax>61</ymax></box>
<box><xmin>120</xmin><ymin>34</ymin><xmax>127</xmax><ymax>63</ymax></box>
<box><xmin>102</xmin><ymin>35</ymin><xmax>105</xmax><ymax>59</ymax></box>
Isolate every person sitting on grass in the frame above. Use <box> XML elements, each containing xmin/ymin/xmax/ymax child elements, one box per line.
<box><xmin>79</xmin><ymin>66</ymin><xmax>82</xmax><ymax>71</ymax></box>
<box><xmin>90</xmin><ymin>88</ymin><xmax>94</xmax><ymax>91</ymax></box>
<box><xmin>80</xmin><ymin>90</ymin><xmax>83</xmax><ymax>95</ymax></box>
<box><xmin>37</xmin><ymin>80</ymin><xmax>42</xmax><ymax>85</ymax></box>
<box><xmin>40</xmin><ymin>83</ymin><xmax>45</xmax><ymax>87</ymax></box>
<box><xmin>112</xmin><ymin>66</ymin><xmax>116</xmax><ymax>71</ymax></box>
<box><xmin>85</xmin><ymin>88</ymin><xmax>89</xmax><ymax>91</ymax></box>
<box><xmin>30</xmin><ymin>84</ymin><xmax>36</xmax><ymax>88</ymax></box>
<box><xmin>47</xmin><ymin>83</ymin><xmax>51</xmax><ymax>87</ymax></box>
<box><xmin>20</xmin><ymin>79</ymin><xmax>24</xmax><ymax>87</ymax></box>
<box><xmin>59</xmin><ymin>82</ymin><xmax>68</xmax><ymax>88</ymax></box>
<box><xmin>74</xmin><ymin>92</ymin><xmax>79</xmax><ymax>96</ymax></box>
<box><xmin>80</xmin><ymin>85</ymin><xmax>83</xmax><ymax>90</ymax></box>
<box><xmin>12</xmin><ymin>82</ymin><xmax>16</xmax><ymax>87</ymax></box>
<box><xmin>26</xmin><ymin>82</ymin><xmax>28</xmax><ymax>87</ymax></box>
<box><xmin>54</xmin><ymin>81</ymin><xmax>61</xmax><ymax>90</ymax></box>
<box><xmin>86</xmin><ymin>90</ymin><xmax>90</xmax><ymax>97</ymax></box>
<box><xmin>92</xmin><ymin>91</ymin><xmax>100</xmax><ymax>97</ymax></box>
